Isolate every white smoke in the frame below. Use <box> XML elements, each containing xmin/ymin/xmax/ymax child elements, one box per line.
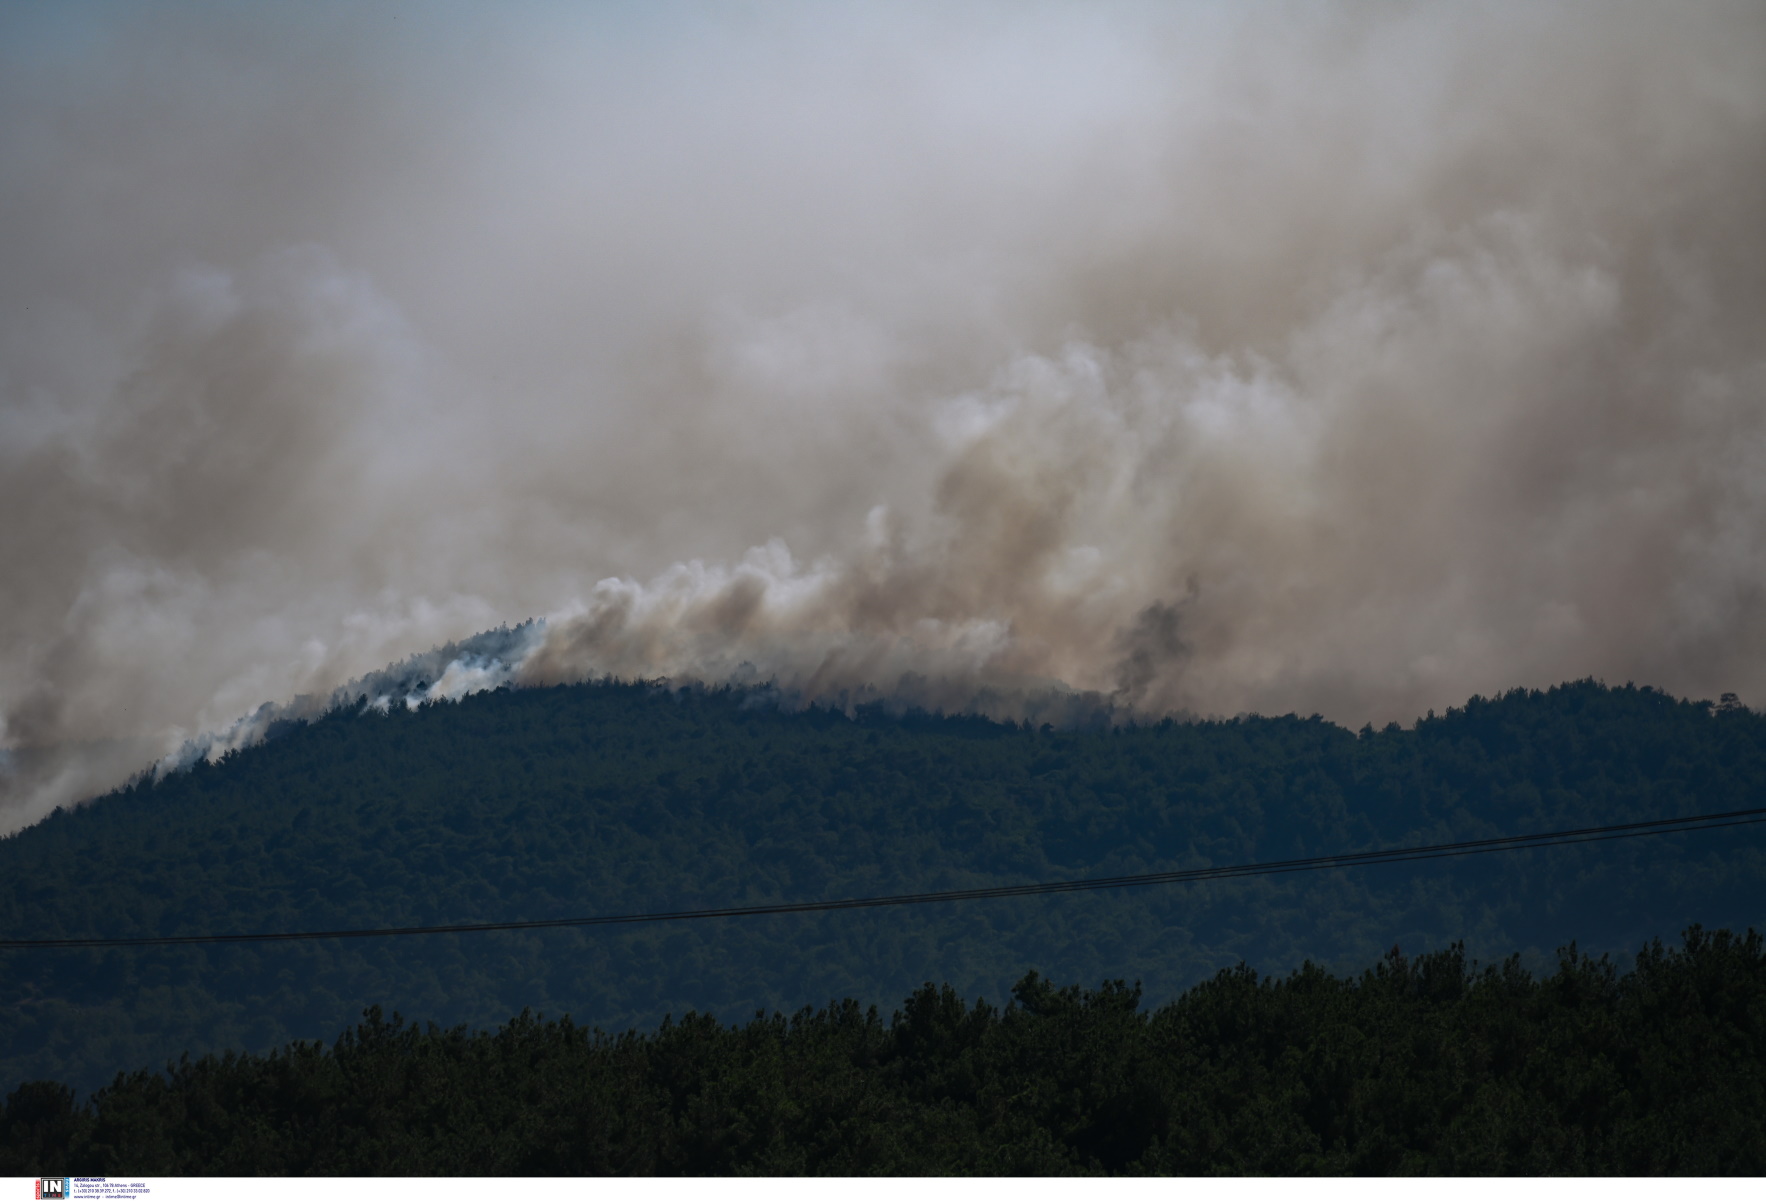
<box><xmin>2</xmin><ymin>2</ymin><xmax>1764</xmax><ymax>831</ymax></box>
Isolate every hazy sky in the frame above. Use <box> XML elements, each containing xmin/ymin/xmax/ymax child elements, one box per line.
<box><xmin>3</xmin><ymin>1</ymin><xmax>1764</xmax><ymax>830</ymax></box>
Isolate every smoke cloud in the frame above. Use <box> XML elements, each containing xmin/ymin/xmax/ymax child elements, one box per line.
<box><xmin>3</xmin><ymin>2</ymin><xmax>1764</xmax><ymax>830</ymax></box>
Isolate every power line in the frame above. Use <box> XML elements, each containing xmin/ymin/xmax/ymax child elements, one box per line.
<box><xmin>4</xmin><ymin>807</ymin><xmax>1762</xmax><ymax>951</ymax></box>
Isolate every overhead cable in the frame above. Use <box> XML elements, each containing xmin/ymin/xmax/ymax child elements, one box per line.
<box><xmin>3</xmin><ymin>806</ymin><xmax>1762</xmax><ymax>950</ymax></box>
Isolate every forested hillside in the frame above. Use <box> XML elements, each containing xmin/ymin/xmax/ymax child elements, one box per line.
<box><xmin>2</xmin><ymin>679</ymin><xmax>1763</xmax><ymax>1097</ymax></box>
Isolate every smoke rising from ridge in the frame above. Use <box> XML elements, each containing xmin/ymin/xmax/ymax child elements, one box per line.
<box><xmin>3</xmin><ymin>2</ymin><xmax>1764</xmax><ymax>830</ymax></box>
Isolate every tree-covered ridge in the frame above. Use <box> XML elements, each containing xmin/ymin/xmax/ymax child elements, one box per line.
<box><xmin>3</xmin><ymin>927</ymin><xmax>1761</xmax><ymax>1175</ymax></box>
<box><xmin>2</xmin><ymin>679</ymin><xmax>1763</xmax><ymax>1097</ymax></box>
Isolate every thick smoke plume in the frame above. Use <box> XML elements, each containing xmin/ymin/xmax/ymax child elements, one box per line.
<box><xmin>3</xmin><ymin>3</ymin><xmax>1764</xmax><ymax>831</ymax></box>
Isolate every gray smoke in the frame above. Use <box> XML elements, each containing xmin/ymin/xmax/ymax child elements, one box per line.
<box><xmin>3</xmin><ymin>2</ymin><xmax>1764</xmax><ymax>831</ymax></box>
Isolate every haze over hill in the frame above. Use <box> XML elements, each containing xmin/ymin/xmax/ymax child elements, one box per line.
<box><xmin>3</xmin><ymin>2</ymin><xmax>1765</xmax><ymax>830</ymax></box>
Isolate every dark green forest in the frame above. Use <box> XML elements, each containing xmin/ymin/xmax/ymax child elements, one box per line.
<box><xmin>4</xmin><ymin>928</ymin><xmax>1762</xmax><ymax>1174</ymax></box>
<box><xmin>1</xmin><ymin>678</ymin><xmax>1763</xmax><ymax>1108</ymax></box>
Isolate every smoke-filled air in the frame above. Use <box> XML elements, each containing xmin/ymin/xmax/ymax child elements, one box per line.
<box><xmin>2</xmin><ymin>2</ymin><xmax>1763</xmax><ymax>832</ymax></box>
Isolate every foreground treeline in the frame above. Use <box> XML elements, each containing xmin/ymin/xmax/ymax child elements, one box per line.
<box><xmin>3</xmin><ymin>927</ymin><xmax>1761</xmax><ymax>1175</ymax></box>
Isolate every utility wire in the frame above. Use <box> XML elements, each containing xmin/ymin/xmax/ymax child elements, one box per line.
<box><xmin>4</xmin><ymin>807</ymin><xmax>1762</xmax><ymax>951</ymax></box>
